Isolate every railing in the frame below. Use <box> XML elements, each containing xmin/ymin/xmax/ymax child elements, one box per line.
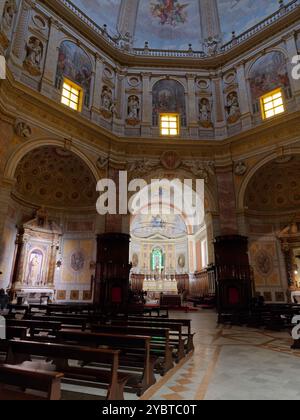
<box><xmin>56</xmin><ymin>0</ymin><xmax>300</xmax><ymax>59</ymax></box>
<box><xmin>221</xmin><ymin>0</ymin><xmax>300</xmax><ymax>52</ymax></box>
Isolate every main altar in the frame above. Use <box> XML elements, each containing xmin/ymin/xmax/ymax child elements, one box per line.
<box><xmin>143</xmin><ymin>274</ymin><xmax>178</xmax><ymax>295</ymax></box>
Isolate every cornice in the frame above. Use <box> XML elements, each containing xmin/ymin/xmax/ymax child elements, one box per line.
<box><xmin>40</xmin><ymin>0</ymin><xmax>300</xmax><ymax>70</ymax></box>
<box><xmin>1</xmin><ymin>69</ymin><xmax>300</xmax><ymax>163</ymax></box>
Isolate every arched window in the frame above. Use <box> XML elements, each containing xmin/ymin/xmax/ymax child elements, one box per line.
<box><xmin>152</xmin><ymin>79</ymin><xmax>186</xmax><ymax>127</ymax></box>
<box><xmin>151</xmin><ymin>248</ymin><xmax>164</xmax><ymax>271</ymax></box>
<box><xmin>249</xmin><ymin>51</ymin><xmax>291</xmax><ymax>114</ymax></box>
<box><xmin>55</xmin><ymin>41</ymin><xmax>92</xmax><ymax>108</ymax></box>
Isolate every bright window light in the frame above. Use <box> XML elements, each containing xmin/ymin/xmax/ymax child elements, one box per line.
<box><xmin>261</xmin><ymin>89</ymin><xmax>285</xmax><ymax>120</ymax></box>
<box><xmin>160</xmin><ymin>114</ymin><xmax>180</xmax><ymax>136</ymax></box>
<box><xmin>61</xmin><ymin>79</ymin><xmax>82</xmax><ymax>112</ymax></box>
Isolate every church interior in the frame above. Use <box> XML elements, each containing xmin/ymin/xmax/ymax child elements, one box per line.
<box><xmin>1</xmin><ymin>0</ymin><xmax>300</xmax><ymax>402</ymax></box>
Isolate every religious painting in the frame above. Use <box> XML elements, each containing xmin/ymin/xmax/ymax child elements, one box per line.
<box><xmin>150</xmin><ymin>0</ymin><xmax>189</xmax><ymax>26</ymax></box>
<box><xmin>26</xmin><ymin>249</ymin><xmax>44</xmax><ymax>287</ymax></box>
<box><xmin>55</xmin><ymin>41</ymin><xmax>92</xmax><ymax>103</ymax></box>
<box><xmin>135</xmin><ymin>0</ymin><xmax>202</xmax><ymax>50</ymax></box>
<box><xmin>249</xmin><ymin>51</ymin><xmax>291</xmax><ymax>108</ymax></box>
<box><xmin>152</xmin><ymin>79</ymin><xmax>186</xmax><ymax>126</ymax></box>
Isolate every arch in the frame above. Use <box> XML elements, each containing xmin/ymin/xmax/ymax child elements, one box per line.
<box><xmin>246</xmin><ymin>50</ymin><xmax>291</xmax><ymax>112</ymax></box>
<box><xmin>237</xmin><ymin>147</ymin><xmax>300</xmax><ymax>209</ymax></box>
<box><xmin>4</xmin><ymin>137</ymin><xmax>99</xmax><ymax>182</ymax></box>
<box><xmin>55</xmin><ymin>40</ymin><xmax>93</xmax><ymax>106</ymax></box>
<box><xmin>152</xmin><ymin>78</ymin><xmax>187</xmax><ymax>127</ymax></box>
<box><xmin>246</xmin><ymin>47</ymin><xmax>290</xmax><ymax>78</ymax></box>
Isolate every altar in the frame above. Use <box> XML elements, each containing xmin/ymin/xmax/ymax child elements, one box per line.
<box><xmin>143</xmin><ymin>275</ymin><xmax>178</xmax><ymax>295</ymax></box>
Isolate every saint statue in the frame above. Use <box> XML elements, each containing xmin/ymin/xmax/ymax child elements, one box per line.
<box><xmin>127</xmin><ymin>96</ymin><xmax>140</xmax><ymax>120</ymax></box>
<box><xmin>2</xmin><ymin>0</ymin><xmax>16</xmax><ymax>31</ymax></box>
<box><xmin>23</xmin><ymin>38</ymin><xmax>43</xmax><ymax>75</ymax></box>
<box><xmin>101</xmin><ymin>87</ymin><xmax>113</xmax><ymax>111</ymax></box>
<box><xmin>27</xmin><ymin>253</ymin><xmax>42</xmax><ymax>286</ymax></box>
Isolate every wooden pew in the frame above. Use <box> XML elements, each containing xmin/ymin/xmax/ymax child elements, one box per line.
<box><xmin>128</xmin><ymin>316</ymin><xmax>195</xmax><ymax>353</ymax></box>
<box><xmin>6</xmin><ymin>340</ymin><xmax>129</xmax><ymax>400</ymax></box>
<box><xmin>26</xmin><ymin>315</ymin><xmax>87</xmax><ymax>331</ymax></box>
<box><xmin>112</xmin><ymin>320</ymin><xmax>186</xmax><ymax>362</ymax></box>
<box><xmin>57</xmin><ymin>330</ymin><xmax>156</xmax><ymax>396</ymax></box>
<box><xmin>6</xmin><ymin>319</ymin><xmax>62</xmax><ymax>338</ymax></box>
<box><xmin>0</xmin><ymin>327</ymin><xmax>28</xmax><ymax>356</ymax></box>
<box><xmin>0</xmin><ymin>365</ymin><xmax>64</xmax><ymax>400</ymax></box>
<box><xmin>46</xmin><ymin>304</ymin><xmax>94</xmax><ymax>315</ymax></box>
<box><xmin>92</xmin><ymin>325</ymin><xmax>174</xmax><ymax>375</ymax></box>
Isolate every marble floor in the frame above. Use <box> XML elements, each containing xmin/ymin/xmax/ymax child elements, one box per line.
<box><xmin>60</xmin><ymin>310</ymin><xmax>300</xmax><ymax>401</ymax></box>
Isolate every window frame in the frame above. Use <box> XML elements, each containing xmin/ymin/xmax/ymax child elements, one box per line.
<box><xmin>260</xmin><ymin>88</ymin><xmax>285</xmax><ymax>121</ymax></box>
<box><xmin>61</xmin><ymin>78</ymin><xmax>83</xmax><ymax>112</ymax></box>
<box><xmin>159</xmin><ymin>113</ymin><xmax>180</xmax><ymax>137</ymax></box>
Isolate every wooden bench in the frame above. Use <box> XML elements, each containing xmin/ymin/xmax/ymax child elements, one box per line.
<box><xmin>128</xmin><ymin>316</ymin><xmax>195</xmax><ymax>353</ymax></box>
<box><xmin>0</xmin><ymin>364</ymin><xmax>64</xmax><ymax>400</ymax></box>
<box><xmin>92</xmin><ymin>325</ymin><xmax>174</xmax><ymax>375</ymax></box>
<box><xmin>0</xmin><ymin>327</ymin><xmax>28</xmax><ymax>356</ymax></box>
<box><xmin>26</xmin><ymin>315</ymin><xmax>87</xmax><ymax>331</ymax></box>
<box><xmin>6</xmin><ymin>319</ymin><xmax>62</xmax><ymax>338</ymax></box>
<box><xmin>112</xmin><ymin>320</ymin><xmax>186</xmax><ymax>362</ymax></box>
<box><xmin>6</xmin><ymin>340</ymin><xmax>129</xmax><ymax>400</ymax></box>
<box><xmin>57</xmin><ymin>329</ymin><xmax>156</xmax><ymax>396</ymax></box>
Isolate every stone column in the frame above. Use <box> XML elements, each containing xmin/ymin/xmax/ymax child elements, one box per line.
<box><xmin>186</xmin><ymin>73</ymin><xmax>198</xmax><ymax>136</ymax></box>
<box><xmin>215</xmin><ymin>164</ymin><xmax>239</xmax><ymax>235</ymax></box>
<box><xmin>284</xmin><ymin>33</ymin><xmax>300</xmax><ymax>105</ymax></box>
<box><xmin>113</xmin><ymin>69</ymin><xmax>126</xmax><ymax>135</ymax></box>
<box><xmin>212</xmin><ymin>74</ymin><xmax>227</xmax><ymax>138</ymax></box>
<box><xmin>105</xmin><ymin>165</ymin><xmax>124</xmax><ymax>234</ymax></box>
<box><xmin>0</xmin><ymin>177</ymin><xmax>15</xmax><ymax>277</ymax></box>
<box><xmin>91</xmin><ymin>54</ymin><xmax>104</xmax><ymax>123</ymax></box>
<box><xmin>40</xmin><ymin>18</ymin><xmax>62</xmax><ymax>97</ymax></box>
<box><xmin>234</xmin><ymin>63</ymin><xmax>252</xmax><ymax>130</ymax></box>
<box><xmin>117</xmin><ymin>0</ymin><xmax>139</xmax><ymax>39</ymax></box>
<box><xmin>141</xmin><ymin>72</ymin><xmax>152</xmax><ymax>136</ymax></box>
<box><xmin>0</xmin><ymin>176</ymin><xmax>14</xmax><ymax>244</ymax></box>
<box><xmin>0</xmin><ymin>0</ymin><xmax>6</xmax><ymax>19</ymax></box>
<box><xmin>11</xmin><ymin>0</ymin><xmax>31</xmax><ymax>60</ymax></box>
<box><xmin>199</xmin><ymin>0</ymin><xmax>222</xmax><ymax>44</ymax></box>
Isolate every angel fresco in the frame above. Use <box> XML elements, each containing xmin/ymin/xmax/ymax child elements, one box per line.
<box><xmin>150</xmin><ymin>0</ymin><xmax>189</xmax><ymax>26</ymax></box>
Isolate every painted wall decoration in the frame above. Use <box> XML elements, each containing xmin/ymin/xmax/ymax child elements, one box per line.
<box><xmin>70</xmin><ymin>250</ymin><xmax>85</xmax><ymax>272</ymax></box>
<box><xmin>55</xmin><ymin>41</ymin><xmax>92</xmax><ymax>105</ymax></box>
<box><xmin>218</xmin><ymin>0</ymin><xmax>280</xmax><ymax>42</ymax></box>
<box><xmin>60</xmin><ymin>239</ymin><xmax>95</xmax><ymax>284</ymax></box>
<box><xmin>249</xmin><ymin>52</ymin><xmax>291</xmax><ymax>110</ymax></box>
<box><xmin>71</xmin><ymin>0</ymin><xmax>121</xmax><ymax>33</ymax></box>
<box><xmin>152</xmin><ymin>79</ymin><xmax>186</xmax><ymax>126</ymax></box>
<box><xmin>134</xmin><ymin>0</ymin><xmax>202</xmax><ymax>50</ymax></box>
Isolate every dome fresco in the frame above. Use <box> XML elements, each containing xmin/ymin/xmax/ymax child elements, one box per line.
<box><xmin>134</xmin><ymin>0</ymin><xmax>203</xmax><ymax>50</ymax></box>
<box><xmin>71</xmin><ymin>0</ymin><xmax>121</xmax><ymax>33</ymax></box>
<box><xmin>71</xmin><ymin>0</ymin><xmax>282</xmax><ymax>50</ymax></box>
<box><xmin>218</xmin><ymin>0</ymin><xmax>280</xmax><ymax>42</ymax></box>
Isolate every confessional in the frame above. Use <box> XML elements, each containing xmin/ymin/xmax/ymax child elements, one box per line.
<box><xmin>94</xmin><ymin>233</ymin><xmax>131</xmax><ymax>314</ymax></box>
<box><xmin>214</xmin><ymin>236</ymin><xmax>253</xmax><ymax>320</ymax></box>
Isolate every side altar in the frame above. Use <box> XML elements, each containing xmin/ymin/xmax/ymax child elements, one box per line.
<box><xmin>11</xmin><ymin>208</ymin><xmax>62</xmax><ymax>303</ymax></box>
